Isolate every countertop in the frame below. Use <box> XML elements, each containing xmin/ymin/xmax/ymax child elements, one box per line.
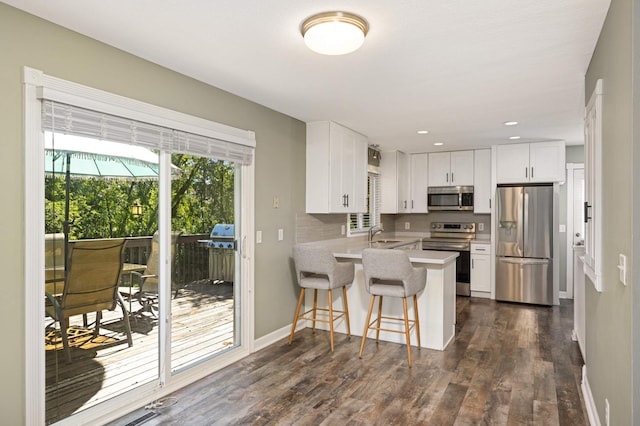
<box><xmin>302</xmin><ymin>236</ymin><xmax>459</xmax><ymax>265</ymax></box>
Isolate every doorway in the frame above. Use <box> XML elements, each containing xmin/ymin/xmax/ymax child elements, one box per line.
<box><xmin>565</xmin><ymin>163</ymin><xmax>585</xmax><ymax>299</ymax></box>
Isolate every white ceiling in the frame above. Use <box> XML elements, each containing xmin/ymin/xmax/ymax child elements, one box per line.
<box><xmin>6</xmin><ymin>0</ymin><xmax>610</xmax><ymax>153</ymax></box>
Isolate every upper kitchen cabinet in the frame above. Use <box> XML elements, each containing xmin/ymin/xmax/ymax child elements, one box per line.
<box><xmin>428</xmin><ymin>150</ymin><xmax>474</xmax><ymax>186</ymax></box>
<box><xmin>473</xmin><ymin>149</ymin><xmax>491</xmax><ymax>213</ymax></box>
<box><xmin>381</xmin><ymin>150</ymin><xmax>410</xmax><ymax>214</ymax></box>
<box><xmin>495</xmin><ymin>141</ymin><xmax>566</xmax><ymax>184</ymax></box>
<box><xmin>306</xmin><ymin>121</ymin><xmax>368</xmax><ymax>213</ymax></box>
<box><xmin>409</xmin><ymin>153</ymin><xmax>429</xmax><ymax>213</ymax></box>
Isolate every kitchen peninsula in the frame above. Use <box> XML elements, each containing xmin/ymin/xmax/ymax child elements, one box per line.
<box><xmin>297</xmin><ymin>237</ymin><xmax>458</xmax><ymax>351</ymax></box>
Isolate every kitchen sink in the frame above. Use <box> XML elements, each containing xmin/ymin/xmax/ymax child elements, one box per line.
<box><xmin>368</xmin><ymin>239</ymin><xmax>403</xmax><ymax>248</ymax></box>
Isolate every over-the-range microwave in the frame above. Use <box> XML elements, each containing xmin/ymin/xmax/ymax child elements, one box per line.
<box><xmin>427</xmin><ymin>186</ymin><xmax>474</xmax><ymax>211</ymax></box>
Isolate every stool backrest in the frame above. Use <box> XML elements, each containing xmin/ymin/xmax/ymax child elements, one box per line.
<box><xmin>362</xmin><ymin>248</ymin><xmax>426</xmax><ymax>296</ymax></box>
<box><xmin>293</xmin><ymin>244</ymin><xmax>337</xmax><ymax>279</ymax></box>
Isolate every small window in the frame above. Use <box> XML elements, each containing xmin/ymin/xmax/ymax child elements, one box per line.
<box><xmin>349</xmin><ymin>172</ymin><xmax>380</xmax><ymax>233</ymax></box>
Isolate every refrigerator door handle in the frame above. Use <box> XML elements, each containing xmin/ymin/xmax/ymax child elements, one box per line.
<box><xmin>497</xmin><ymin>257</ymin><xmax>550</xmax><ymax>265</ymax></box>
<box><xmin>523</xmin><ymin>190</ymin><xmax>529</xmax><ymax>255</ymax></box>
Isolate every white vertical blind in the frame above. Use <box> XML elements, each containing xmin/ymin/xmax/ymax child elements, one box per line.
<box><xmin>42</xmin><ymin>100</ymin><xmax>253</xmax><ymax>164</ymax></box>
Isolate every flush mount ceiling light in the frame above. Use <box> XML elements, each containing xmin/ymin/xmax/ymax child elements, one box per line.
<box><xmin>417</xmin><ymin>130</ymin><xmax>430</xmax><ymax>134</ymax></box>
<box><xmin>504</xmin><ymin>121</ymin><xmax>519</xmax><ymax>126</ymax></box>
<box><xmin>509</xmin><ymin>136</ymin><xmax>521</xmax><ymax>140</ymax></box>
<box><xmin>301</xmin><ymin>11</ymin><xmax>369</xmax><ymax>55</ymax></box>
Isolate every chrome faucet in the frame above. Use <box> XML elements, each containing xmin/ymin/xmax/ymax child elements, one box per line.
<box><xmin>368</xmin><ymin>224</ymin><xmax>384</xmax><ymax>242</ymax></box>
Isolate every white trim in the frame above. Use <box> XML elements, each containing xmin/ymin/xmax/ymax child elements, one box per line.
<box><xmin>23</xmin><ymin>66</ymin><xmax>257</xmax><ymax>424</ymax></box>
<box><xmin>24</xmin><ymin>68</ymin><xmax>46</xmax><ymax>426</ymax></box>
<box><xmin>581</xmin><ymin>365</ymin><xmax>601</xmax><ymax>426</ymax></box>
<box><xmin>253</xmin><ymin>322</ymin><xmax>306</xmax><ymax>353</ymax></box>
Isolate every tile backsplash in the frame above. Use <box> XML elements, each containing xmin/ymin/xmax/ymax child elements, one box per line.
<box><xmin>296</xmin><ymin>213</ymin><xmax>347</xmax><ymax>243</ymax></box>
<box><xmin>388</xmin><ymin>211</ymin><xmax>492</xmax><ymax>235</ymax></box>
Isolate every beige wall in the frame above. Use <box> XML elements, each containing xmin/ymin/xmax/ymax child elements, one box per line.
<box><xmin>584</xmin><ymin>0</ymin><xmax>636</xmax><ymax>424</ymax></box>
<box><xmin>0</xmin><ymin>4</ymin><xmax>305</xmax><ymax>423</ymax></box>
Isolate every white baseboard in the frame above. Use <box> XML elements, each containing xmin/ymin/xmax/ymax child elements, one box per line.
<box><xmin>581</xmin><ymin>365</ymin><xmax>601</xmax><ymax>426</ymax></box>
<box><xmin>560</xmin><ymin>291</ymin><xmax>568</xmax><ymax>299</ymax></box>
<box><xmin>252</xmin><ymin>321</ymin><xmax>305</xmax><ymax>353</ymax></box>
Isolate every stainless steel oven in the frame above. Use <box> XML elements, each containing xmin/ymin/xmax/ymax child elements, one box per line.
<box><xmin>428</xmin><ymin>186</ymin><xmax>474</xmax><ymax>211</ymax></box>
<box><xmin>422</xmin><ymin>222</ymin><xmax>476</xmax><ymax>296</ymax></box>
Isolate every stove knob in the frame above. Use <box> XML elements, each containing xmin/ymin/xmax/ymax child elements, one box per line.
<box><xmin>431</xmin><ymin>224</ymin><xmax>437</xmax><ymax>229</ymax></box>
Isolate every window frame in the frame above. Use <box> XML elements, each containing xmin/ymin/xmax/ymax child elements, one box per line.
<box><xmin>348</xmin><ymin>171</ymin><xmax>380</xmax><ymax>235</ymax></box>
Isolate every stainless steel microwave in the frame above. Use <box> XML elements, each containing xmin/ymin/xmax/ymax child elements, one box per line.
<box><xmin>428</xmin><ymin>186</ymin><xmax>474</xmax><ymax>211</ymax></box>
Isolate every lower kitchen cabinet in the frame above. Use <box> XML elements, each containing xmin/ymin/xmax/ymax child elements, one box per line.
<box><xmin>470</xmin><ymin>242</ymin><xmax>491</xmax><ymax>295</ymax></box>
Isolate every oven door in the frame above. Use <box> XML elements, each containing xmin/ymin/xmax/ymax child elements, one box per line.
<box><xmin>422</xmin><ymin>241</ymin><xmax>471</xmax><ymax>296</ymax></box>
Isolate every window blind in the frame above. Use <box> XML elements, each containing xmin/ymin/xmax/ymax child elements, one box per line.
<box><xmin>42</xmin><ymin>100</ymin><xmax>253</xmax><ymax>165</ymax></box>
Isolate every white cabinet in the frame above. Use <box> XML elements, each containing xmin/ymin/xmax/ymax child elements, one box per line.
<box><xmin>381</xmin><ymin>151</ymin><xmax>410</xmax><ymax>213</ymax></box>
<box><xmin>495</xmin><ymin>141</ymin><xmax>565</xmax><ymax>184</ymax></box>
<box><xmin>473</xmin><ymin>149</ymin><xmax>491</xmax><ymax>213</ymax></box>
<box><xmin>470</xmin><ymin>242</ymin><xmax>491</xmax><ymax>293</ymax></box>
<box><xmin>306</xmin><ymin>121</ymin><xmax>368</xmax><ymax>213</ymax></box>
<box><xmin>409</xmin><ymin>153</ymin><xmax>429</xmax><ymax>213</ymax></box>
<box><xmin>428</xmin><ymin>150</ymin><xmax>474</xmax><ymax>186</ymax></box>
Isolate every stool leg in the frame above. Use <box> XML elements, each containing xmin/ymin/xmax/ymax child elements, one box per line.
<box><xmin>289</xmin><ymin>288</ymin><xmax>305</xmax><ymax>345</ymax></box>
<box><xmin>375</xmin><ymin>296</ymin><xmax>384</xmax><ymax>342</ymax></box>
<box><xmin>360</xmin><ymin>295</ymin><xmax>376</xmax><ymax>358</ymax></box>
<box><xmin>312</xmin><ymin>289</ymin><xmax>318</xmax><ymax>333</ymax></box>
<box><xmin>328</xmin><ymin>289</ymin><xmax>335</xmax><ymax>352</ymax></box>
<box><xmin>403</xmin><ymin>297</ymin><xmax>412</xmax><ymax>366</ymax></box>
<box><xmin>342</xmin><ymin>286</ymin><xmax>351</xmax><ymax>337</ymax></box>
<box><xmin>413</xmin><ymin>294</ymin><xmax>421</xmax><ymax>349</ymax></box>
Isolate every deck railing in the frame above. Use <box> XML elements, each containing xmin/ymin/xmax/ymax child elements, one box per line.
<box><xmin>122</xmin><ymin>233</ymin><xmax>223</xmax><ymax>283</ymax></box>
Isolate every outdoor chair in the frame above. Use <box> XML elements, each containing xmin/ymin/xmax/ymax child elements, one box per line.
<box><xmin>131</xmin><ymin>231</ymin><xmax>182</xmax><ymax>315</ymax></box>
<box><xmin>45</xmin><ymin>238</ymin><xmax>132</xmax><ymax>363</ymax></box>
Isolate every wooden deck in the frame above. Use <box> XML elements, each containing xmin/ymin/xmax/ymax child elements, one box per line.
<box><xmin>45</xmin><ymin>280</ymin><xmax>235</xmax><ymax>424</ymax></box>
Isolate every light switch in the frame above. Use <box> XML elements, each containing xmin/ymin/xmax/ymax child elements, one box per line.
<box><xmin>273</xmin><ymin>196</ymin><xmax>279</xmax><ymax>209</ymax></box>
<box><xmin>559</xmin><ymin>224</ymin><xmax>566</xmax><ymax>233</ymax></box>
<box><xmin>256</xmin><ymin>230</ymin><xmax>262</xmax><ymax>244</ymax></box>
<box><xmin>278</xmin><ymin>228</ymin><xmax>284</xmax><ymax>241</ymax></box>
<box><xmin>618</xmin><ymin>254</ymin><xmax>627</xmax><ymax>285</ymax></box>
<box><xmin>341</xmin><ymin>225</ymin><xmax>346</xmax><ymax>235</ymax></box>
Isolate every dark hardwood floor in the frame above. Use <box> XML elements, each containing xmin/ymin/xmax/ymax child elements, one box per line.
<box><xmin>113</xmin><ymin>297</ymin><xmax>587</xmax><ymax>425</ymax></box>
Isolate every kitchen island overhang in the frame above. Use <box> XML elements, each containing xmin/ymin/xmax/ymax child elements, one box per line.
<box><xmin>294</xmin><ymin>238</ymin><xmax>459</xmax><ymax>351</ymax></box>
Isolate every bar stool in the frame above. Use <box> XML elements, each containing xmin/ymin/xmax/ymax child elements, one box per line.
<box><xmin>290</xmin><ymin>244</ymin><xmax>354</xmax><ymax>352</ymax></box>
<box><xmin>360</xmin><ymin>248</ymin><xmax>427</xmax><ymax>366</ymax></box>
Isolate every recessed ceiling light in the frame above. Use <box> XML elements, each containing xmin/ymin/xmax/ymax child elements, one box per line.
<box><xmin>301</xmin><ymin>12</ymin><xmax>369</xmax><ymax>55</ymax></box>
<box><xmin>434</xmin><ymin>142</ymin><xmax>444</xmax><ymax>146</ymax></box>
<box><xmin>509</xmin><ymin>136</ymin><xmax>521</xmax><ymax>140</ymax></box>
<box><xmin>504</xmin><ymin>121</ymin><xmax>519</xmax><ymax>126</ymax></box>
<box><xmin>417</xmin><ymin>130</ymin><xmax>429</xmax><ymax>134</ymax></box>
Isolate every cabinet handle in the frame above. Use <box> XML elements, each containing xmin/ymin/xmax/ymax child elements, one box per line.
<box><xmin>446</xmin><ymin>172</ymin><xmax>449</xmax><ymax>183</ymax></box>
<box><xmin>411</xmin><ymin>200</ymin><xmax>414</xmax><ymax>209</ymax></box>
<box><xmin>451</xmin><ymin>172</ymin><xmax>454</xmax><ymax>183</ymax></box>
<box><xmin>489</xmin><ymin>199</ymin><xmax>491</xmax><ymax>209</ymax></box>
<box><xmin>531</xmin><ymin>167</ymin><xmax>534</xmax><ymax>178</ymax></box>
<box><xmin>584</xmin><ymin>201</ymin><xmax>592</xmax><ymax>223</ymax></box>
<box><xmin>525</xmin><ymin>167</ymin><xmax>528</xmax><ymax>178</ymax></box>
<box><xmin>472</xmin><ymin>259</ymin><xmax>474</xmax><ymax>269</ymax></box>
<box><xmin>404</xmin><ymin>200</ymin><xmax>407</xmax><ymax>209</ymax></box>
<box><xmin>346</xmin><ymin>194</ymin><xmax>349</xmax><ymax>207</ymax></box>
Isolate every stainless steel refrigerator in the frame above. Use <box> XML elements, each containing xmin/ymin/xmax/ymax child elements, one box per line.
<box><xmin>495</xmin><ymin>185</ymin><xmax>553</xmax><ymax>305</ymax></box>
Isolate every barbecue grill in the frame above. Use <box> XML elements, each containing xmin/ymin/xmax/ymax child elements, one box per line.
<box><xmin>201</xmin><ymin>224</ymin><xmax>235</xmax><ymax>283</ymax></box>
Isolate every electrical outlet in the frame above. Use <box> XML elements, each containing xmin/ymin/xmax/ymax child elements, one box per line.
<box><xmin>605</xmin><ymin>398</ymin><xmax>610</xmax><ymax>426</ymax></box>
<box><xmin>405</xmin><ymin>222</ymin><xmax>410</xmax><ymax>230</ymax></box>
<box><xmin>273</xmin><ymin>196</ymin><xmax>279</xmax><ymax>208</ymax></box>
<box><xmin>341</xmin><ymin>225</ymin><xmax>346</xmax><ymax>235</ymax></box>
<box><xmin>256</xmin><ymin>230</ymin><xmax>262</xmax><ymax>244</ymax></box>
<box><xmin>278</xmin><ymin>228</ymin><xmax>284</xmax><ymax>241</ymax></box>
<box><xmin>478</xmin><ymin>223</ymin><xmax>484</xmax><ymax>231</ymax></box>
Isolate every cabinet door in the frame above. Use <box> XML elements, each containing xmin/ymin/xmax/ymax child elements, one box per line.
<box><xmin>496</xmin><ymin>144</ymin><xmax>530</xmax><ymax>183</ymax></box>
<box><xmin>470</xmin><ymin>254</ymin><xmax>491</xmax><ymax>292</ymax></box>
<box><xmin>428</xmin><ymin>152</ymin><xmax>451</xmax><ymax>186</ymax></box>
<box><xmin>328</xmin><ymin>124</ymin><xmax>348</xmax><ymax>212</ymax></box>
<box><xmin>351</xmin><ymin>132</ymin><xmax>368</xmax><ymax>213</ymax></box>
<box><xmin>450</xmin><ymin>150</ymin><xmax>474</xmax><ymax>186</ymax></box>
<box><xmin>529</xmin><ymin>141</ymin><xmax>565</xmax><ymax>183</ymax></box>
<box><xmin>410</xmin><ymin>153</ymin><xmax>429</xmax><ymax>212</ymax></box>
<box><xmin>380</xmin><ymin>151</ymin><xmax>400</xmax><ymax>214</ymax></box>
<box><xmin>473</xmin><ymin>149</ymin><xmax>491</xmax><ymax>213</ymax></box>
<box><xmin>397</xmin><ymin>151</ymin><xmax>409</xmax><ymax>212</ymax></box>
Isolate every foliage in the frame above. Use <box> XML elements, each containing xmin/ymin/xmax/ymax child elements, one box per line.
<box><xmin>45</xmin><ymin>154</ymin><xmax>235</xmax><ymax>239</ymax></box>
